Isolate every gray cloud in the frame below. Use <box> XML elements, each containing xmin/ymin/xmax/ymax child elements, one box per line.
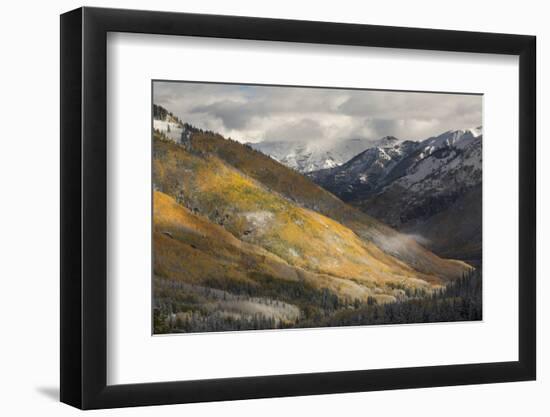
<box><xmin>264</xmin><ymin>118</ymin><xmax>325</xmax><ymax>143</ymax></box>
<box><xmin>192</xmin><ymin>100</ymin><xmax>252</xmax><ymax>130</ymax></box>
<box><xmin>153</xmin><ymin>81</ymin><xmax>482</xmax><ymax>145</ymax></box>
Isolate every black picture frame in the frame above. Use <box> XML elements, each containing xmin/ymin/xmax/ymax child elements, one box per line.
<box><xmin>60</xmin><ymin>6</ymin><xmax>536</xmax><ymax>410</ymax></box>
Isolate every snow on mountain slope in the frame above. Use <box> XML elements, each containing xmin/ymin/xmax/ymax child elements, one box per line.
<box><xmin>153</xmin><ymin>119</ymin><xmax>184</xmax><ymax>143</ymax></box>
<box><xmin>248</xmin><ymin>136</ymin><xmax>399</xmax><ymax>173</ymax></box>
<box><xmin>419</xmin><ymin>127</ymin><xmax>482</xmax><ymax>154</ymax></box>
<box><xmin>395</xmin><ymin>128</ymin><xmax>482</xmax><ymax>189</ymax></box>
<box><xmin>312</xmin><ymin>127</ymin><xmax>482</xmax><ymax>197</ymax></box>
<box><xmin>308</xmin><ymin>140</ymin><xmax>417</xmax><ymax>201</ymax></box>
<box><xmin>153</xmin><ymin>103</ymin><xmax>196</xmax><ymax>145</ymax></box>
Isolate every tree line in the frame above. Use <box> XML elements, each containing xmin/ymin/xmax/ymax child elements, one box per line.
<box><xmin>153</xmin><ymin>269</ymin><xmax>482</xmax><ymax>334</ymax></box>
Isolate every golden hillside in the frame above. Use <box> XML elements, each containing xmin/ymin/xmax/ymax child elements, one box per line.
<box><xmin>153</xmin><ymin>133</ymin><xmax>473</xmax><ymax>310</ymax></box>
<box><xmin>154</xmin><ymin>191</ymin><xmax>400</xmax><ymax>304</ymax></box>
<box><xmin>157</xmin><ymin>130</ymin><xmax>470</xmax><ymax>281</ymax></box>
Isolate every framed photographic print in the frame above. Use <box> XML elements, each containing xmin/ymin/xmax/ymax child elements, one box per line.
<box><xmin>60</xmin><ymin>6</ymin><xmax>536</xmax><ymax>409</ymax></box>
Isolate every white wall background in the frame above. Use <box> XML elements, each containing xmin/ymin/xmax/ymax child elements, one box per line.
<box><xmin>0</xmin><ymin>0</ymin><xmax>546</xmax><ymax>415</ymax></box>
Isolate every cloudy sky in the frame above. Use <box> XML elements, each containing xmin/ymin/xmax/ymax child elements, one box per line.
<box><xmin>153</xmin><ymin>81</ymin><xmax>482</xmax><ymax>146</ymax></box>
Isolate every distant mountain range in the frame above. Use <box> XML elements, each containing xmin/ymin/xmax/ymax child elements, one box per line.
<box><xmin>247</xmin><ymin>136</ymin><xmax>399</xmax><ymax>173</ymax></box>
<box><xmin>308</xmin><ymin>128</ymin><xmax>483</xmax><ymax>263</ymax></box>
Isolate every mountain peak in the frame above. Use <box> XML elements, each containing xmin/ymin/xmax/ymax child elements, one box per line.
<box><xmin>469</xmin><ymin>126</ymin><xmax>483</xmax><ymax>137</ymax></box>
<box><xmin>374</xmin><ymin>135</ymin><xmax>400</xmax><ymax>147</ymax></box>
<box><xmin>443</xmin><ymin>126</ymin><xmax>482</xmax><ymax>138</ymax></box>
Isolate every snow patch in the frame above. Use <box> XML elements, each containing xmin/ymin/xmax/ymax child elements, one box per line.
<box><xmin>154</xmin><ymin>119</ymin><xmax>183</xmax><ymax>143</ymax></box>
<box><xmin>244</xmin><ymin>211</ymin><xmax>275</xmax><ymax>229</ymax></box>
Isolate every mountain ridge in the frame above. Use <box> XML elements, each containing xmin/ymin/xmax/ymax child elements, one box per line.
<box><xmin>309</xmin><ymin>127</ymin><xmax>483</xmax><ymax>262</ymax></box>
<box><xmin>247</xmin><ymin>135</ymin><xmax>400</xmax><ymax>173</ymax></box>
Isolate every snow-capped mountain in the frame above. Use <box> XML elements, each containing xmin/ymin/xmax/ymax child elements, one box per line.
<box><xmin>248</xmin><ymin>136</ymin><xmax>399</xmax><ymax>173</ymax></box>
<box><xmin>309</xmin><ymin>127</ymin><xmax>483</xmax><ymax>263</ymax></box>
<box><xmin>394</xmin><ymin>127</ymin><xmax>482</xmax><ymax>191</ymax></box>
<box><xmin>308</xmin><ymin>140</ymin><xmax>418</xmax><ymax>201</ymax></box>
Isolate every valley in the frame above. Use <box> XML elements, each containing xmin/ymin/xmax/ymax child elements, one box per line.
<box><xmin>152</xmin><ymin>104</ymin><xmax>481</xmax><ymax>333</ymax></box>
